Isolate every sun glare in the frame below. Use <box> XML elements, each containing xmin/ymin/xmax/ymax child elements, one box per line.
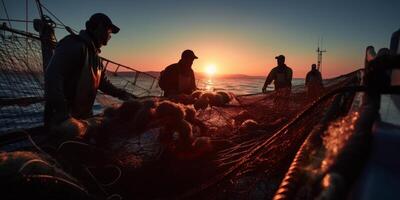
<box><xmin>205</xmin><ymin>64</ymin><xmax>217</xmax><ymax>76</ymax></box>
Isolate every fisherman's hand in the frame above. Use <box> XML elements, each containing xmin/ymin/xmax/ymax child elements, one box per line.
<box><xmin>52</xmin><ymin>117</ymin><xmax>89</xmax><ymax>139</ymax></box>
<box><xmin>262</xmin><ymin>86</ymin><xmax>267</xmax><ymax>93</ymax></box>
<box><xmin>86</xmin><ymin>116</ymin><xmax>103</xmax><ymax>129</ymax></box>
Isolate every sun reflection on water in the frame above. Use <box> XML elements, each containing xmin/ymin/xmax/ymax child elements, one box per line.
<box><xmin>205</xmin><ymin>79</ymin><xmax>214</xmax><ymax>91</ymax></box>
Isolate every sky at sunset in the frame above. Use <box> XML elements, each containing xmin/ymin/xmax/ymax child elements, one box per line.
<box><xmin>2</xmin><ymin>0</ymin><xmax>400</xmax><ymax>78</ymax></box>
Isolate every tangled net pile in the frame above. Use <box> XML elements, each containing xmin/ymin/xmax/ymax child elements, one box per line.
<box><xmin>0</xmin><ymin>28</ymin><xmax>361</xmax><ymax>199</ymax></box>
<box><xmin>93</xmin><ymin>72</ymin><xmax>359</xmax><ymax>199</ymax></box>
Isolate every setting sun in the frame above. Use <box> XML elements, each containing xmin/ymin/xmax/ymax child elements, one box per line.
<box><xmin>205</xmin><ymin>64</ymin><xmax>217</xmax><ymax>76</ymax></box>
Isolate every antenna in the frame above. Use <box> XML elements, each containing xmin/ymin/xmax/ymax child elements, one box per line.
<box><xmin>316</xmin><ymin>36</ymin><xmax>327</xmax><ymax>74</ymax></box>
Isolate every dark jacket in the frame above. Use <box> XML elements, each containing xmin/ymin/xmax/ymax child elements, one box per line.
<box><xmin>305</xmin><ymin>69</ymin><xmax>323</xmax><ymax>87</ymax></box>
<box><xmin>264</xmin><ymin>65</ymin><xmax>293</xmax><ymax>90</ymax></box>
<box><xmin>44</xmin><ymin>30</ymin><xmax>133</xmax><ymax>126</ymax></box>
<box><xmin>158</xmin><ymin>61</ymin><xmax>196</xmax><ymax>97</ymax></box>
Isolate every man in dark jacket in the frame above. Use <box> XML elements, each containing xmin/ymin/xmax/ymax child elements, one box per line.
<box><xmin>305</xmin><ymin>64</ymin><xmax>323</xmax><ymax>98</ymax></box>
<box><xmin>158</xmin><ymin>50</ymin><xmax>198</xmax><ymax>97</ymax></box>
<box><xmin>262</xmin><ymin>55</ymin><xmax>293</xmax><ymax>93</ymax></box>
<box><xmin>44</xmin><ymin>13</ymin><xmax>135</xmax><ymax>131</ymax></box>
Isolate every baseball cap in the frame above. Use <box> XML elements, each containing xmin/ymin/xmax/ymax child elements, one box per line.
<box><xmin>87</xmin><ymin>13</ymin><xmax>120</xmax><ymax>34</ymax></box>
<box><xmin>275</xmin><ymin>55</ymin><xmax>285</xmax><ymax>60</ymax></box>
<box><xmin>181</xmin><ymin>49</ymin><xmax>198</xmax><ymax>59</ymax></box>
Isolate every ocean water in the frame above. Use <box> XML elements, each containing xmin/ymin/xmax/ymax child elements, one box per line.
<box><xmin>197</xmin><ymin>77</ymin><xmax>304</xmax><ymax>95</ymax></box>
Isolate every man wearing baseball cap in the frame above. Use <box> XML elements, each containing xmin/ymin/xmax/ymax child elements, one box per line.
<box><xmin>44</xmin><ymin>13</ymin><xmax>135</xmax><ymax>138</ymax></box>
<box><xmin>159</xmin><ymin>49</ymin><xmax>198</xmax><ymax>97</ymax></box>
<box><xmin>262</xmin><ymin>55</ymin><xmax>293</xmax><ymax>93</ymax></box>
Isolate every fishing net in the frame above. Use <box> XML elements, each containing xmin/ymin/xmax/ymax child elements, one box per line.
<box><xmin>0</xmin><ymin>27</ymin><xmax>160</xmax><ymax>135</ymax></box>
<box><xmin>0</xmin><ymin>26</ymin><xmax>362</xmax><ymax>199</ymax></box>
<box><xmin>0</xmin><ymin>29</ymin><xmax>44</xmax><ymax>133</ymax></box>
<box><xmin>93</xmin><ymin>72</ymin><xmax>360</xmax><ymax>199</ymax></box>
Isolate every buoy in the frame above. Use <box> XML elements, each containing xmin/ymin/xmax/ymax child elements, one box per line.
<box><xmin>155</xmin><ymin>100</ymin><xmax>185</xmax><ymax>122</ymax></box>
<box><xmin>234</xmin><ymin>110</ymin><xmax>252</xmax><ymax>125</ymax></box>
<box><xmin>177</xmin><ymin>120</ymin><xmax>194</xmax><ymax>143</ymax></box>
<box><xmin>184</xmin><ymin>106</ymin><xmax>197</xmax><ymax>123</ymax></box>
<box><xmin>194</xmin><ymin>97</ymin><xmax>209</xmax><ymax>110</ymax></box>
<box><xmin>118</xmin><ymin>100</ymin><xmax>143</xmax><ymax>121</ymax></box>
<box><xmin>239</xmin><ymin>119</ymin><xmax>259</xmax><ymax>133</ymax></box>
<box><xmin>191</xmin><ymin>90</ymin><xmax>204</xmax><ymax>99</ymax></box>
<box><xmin>193</xmin><ymin>136</ymin><xmax>213</xmax><ymax>154</ymax></box>
<box><xmin>209</xmin><ymin>93</ymin><xmax>224</xmax><ymax>106</ymax></box>
<box><xmin>216</xmin><ymin>91</ymin><xmax>232</xmax><ymax>104</ymax></box>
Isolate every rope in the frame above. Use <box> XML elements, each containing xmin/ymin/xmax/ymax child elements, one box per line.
<box><xmin>39</xmin><ymin>3</ymin><xmax>78</xmax><ymax>34</ymax></box>
<box><xmin>24</xmin><ymin>174</ymin><xmax>89</xmax><ymax>195</ymax></box>
<box><xmin>1</xmin><ymin>0</ymin><xmax>12</xmax><ymax>29</ymax></box>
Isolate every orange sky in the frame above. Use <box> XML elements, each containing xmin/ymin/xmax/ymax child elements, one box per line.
<box><xmin>15</xmin><ymin>0</ymin><xmax>394</xmax><ymax>79</ymax></box>
<box><xmin>102</xmin><ymin>39</ymin><xmax>364</xmax><ymax>79</ymax></box>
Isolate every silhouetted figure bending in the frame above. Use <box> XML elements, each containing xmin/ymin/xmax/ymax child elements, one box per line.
<box><xmin>159</xmin><ymin>50</ymin><xmax>198</xmax><ymax>97</ymax></box>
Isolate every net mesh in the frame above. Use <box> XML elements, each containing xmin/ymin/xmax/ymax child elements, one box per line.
<box><xmin>0</xmin><ymin>32</ymin><xmax>44</xmax><ymax>133</ymax></box>
<box><xmin>0</xmin><ymin>27</ymin><xmax>361</xmax><ymax>199</ymax></box>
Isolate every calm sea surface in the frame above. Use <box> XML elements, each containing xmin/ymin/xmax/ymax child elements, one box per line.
<box><xmin>197</xmin><ymin>77</ymin><xmax>304</xmax><ymax>95</ymax></box>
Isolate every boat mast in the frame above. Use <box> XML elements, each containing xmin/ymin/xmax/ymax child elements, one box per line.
<box><xmin>33</xmin><ymin>0</ymin><xmax>56</xmax><ymax>71</ymax></box>
<box><xmin>316</xmin><ymin>37</ymin><xmax>327</xmax><ymax>74</ymax></box>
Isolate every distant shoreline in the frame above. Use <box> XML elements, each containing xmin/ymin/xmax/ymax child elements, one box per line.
<box><xmin>108</xmin><ymin>70</ymin><xmax>267</xmax><ymax>79</ymax></box>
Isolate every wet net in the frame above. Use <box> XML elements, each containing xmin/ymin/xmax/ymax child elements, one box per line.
<box><xmin>0</xmin><ymin>26</ymin><xmax>362</xmax><ymax>199</ymax></box>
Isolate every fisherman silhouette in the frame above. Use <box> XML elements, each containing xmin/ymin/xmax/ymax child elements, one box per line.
<box><xmin>159</xmin><ymin>50</ymin><xmax>198</xmax><ymax>100</ymax></box>
<box><xmin>44</xmin><ymin>13</ymin><xmax>136</xmax><ymax>137</ymax></box>
<box><xmin>305</xmin><ymin>64</ymin><xmax>323</xmax><ymax>99</ymax></box>
<box><xmin>262</xmin><ymin>55</ymin><xmax>293</xmax><ymax>93</ymax></box>
<box><xmin>262</xmin><ymin>55</ymin><xmax>293</xmax><ymax>108</ymax></box>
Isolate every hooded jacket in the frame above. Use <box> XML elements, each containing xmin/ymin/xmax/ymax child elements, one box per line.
<box><xmin>44</xmin><ymin>30</ymin><xmax>133</xmax><ymax>126</ymax></box>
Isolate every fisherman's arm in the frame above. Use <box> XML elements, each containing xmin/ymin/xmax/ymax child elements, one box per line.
<box><xmin>45</xmin><ymin>41</ymin><xmax>83</xmax><ymax>123</ymax></box>
<box><xmin>191</xmin><ymin>70</ymin><xmax>198</xmax><ymax>92</ymax></box>
<box><xmin>305</xmin><ymin>73</ymin><xmax>310</xmax><ymax>86</ymax></box>
<box><xmin>158</xmin><ymin>68</ymin><xmax>179</xmax><ymax>95</ymax></box>
<box><xmin>99</xmin><ymin>70</ymin><xmax>137</xmax><ymax>101</ymax></box>
<box><xmin>288</xmin><ymin>68</ymin><xmax>293</xmax><ymax>82</ymax></box>
<box><xmin>262</xmin><ymin>69</ymin><xmax>275</xmax><ymax>93</ymax></box>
